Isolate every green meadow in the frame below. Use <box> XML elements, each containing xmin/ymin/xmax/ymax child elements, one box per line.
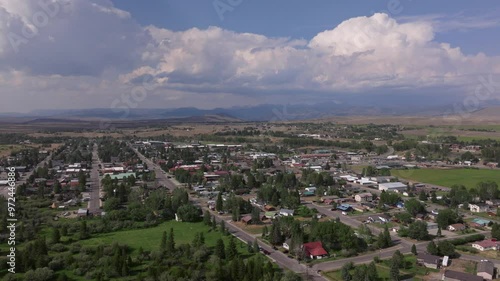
<box><xmin>391</xmin><ymin>168</ymin><xmax>500</xmax><ymax>189</ymax></box>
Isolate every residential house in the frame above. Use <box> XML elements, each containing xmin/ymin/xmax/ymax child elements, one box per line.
<box><xmin>416</xmin><ymin>253</ymin><xmax>441</xmax><ymax>269</ymax></box>
<box><xmin>77</xmin><ymin>208</ymin><xmax>89</xmax><ymax>217</ymax></box>
<box><xmin>448</xmin><ymin>224</ymin><xmax>466</xmax><ymax>232</ymax></box>
<box><xmin>470</xmin><ymin>203</ymin><xmax>490</xmax><ymax>213</ymax></box>
<box><xmin>472</xmin><ymin>240</ymin><xmax>500</xmax><ymax>251</ymax></box>
<box><xmin>370</xmin><ymin>176</ymin><xmax>395</xmax><ymax>183</ymax></box>
<box><xmin>443</xmin><ymin>270</ymin><xmax>483</xmax><ymax>281</ymax></box>
<box><xmin>321</xmin><ymin>196</ymin><xmax>342</xmax><ymax>205</ymax></box>
<box><xmin>486</xmin><ymin>199</ymin><xmax>500</xmax><ymax>207</ymax></box>
<box><xmin>427</xmin><ymin>222</ymin><xmax>439</xmax><ymax>230</ymax></box>
<box><xmin>241</xmin><ymin>216</ymin><xmax>252</xmax><ymax>225</ymax></box>
<box><xmin>415</xmin><ymin>213</ymin><xmax>425</xmax><ymax>221</ymax></box>
<box><xmin>361</xmin><ymin>202</ymin><xmax>376</xmax><ymax>210</ymax></box>
<box><xmin>477</xmin><ymin>260</ymin><xmax>495</xmax><ymax>280</ymax></box>
<box><xmin>355</xmin><ymin>193</ymin><xmax>373</xmax><ymax>202</ymax></box>
<box><xmin>264</xmin><ymin>205</ymin><xmax>276</xmax><ymax>211</ymax></box>
<box><xmin>280</xmin><ymin>209</ymin><xmax>295</xmax><ymax>217</ymax></box>
<box><xmin>377</xmin><ymin>215</ymin><xmax>391</xmax><ymax>223</ymax></box>
<box><xmin>302</xmin><ymin>241</ymin><xmax>328</xmax><ymax>259</ymax></box>
<box><xmin>337</xmin><ymin>204</ymin><xmax>352</xmax><ymax>212</ymax></box>
<box><xmin>352</xmin><ymin>205</ymin><xmax>367</xmax><ymax>213</ymax></box>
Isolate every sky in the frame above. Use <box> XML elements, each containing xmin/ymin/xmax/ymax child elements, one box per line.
<box><xmin>1</xmin><ymin>0</ymin><xmax>500</xmax><ymax>113</ymax></box>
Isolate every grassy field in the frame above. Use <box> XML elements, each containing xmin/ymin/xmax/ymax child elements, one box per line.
<box><xmin>391</xmin><ymin>168</ymin><xmax>500</xmax><ymax>189</ymax></box>
<box><xmin>79</xmin><ymin>221</ymin><xmax>251</xmax><ymax>255</ymax></box>
<box><xmin>324</xmin><ymin>255</ymin><xmax>433</xmax><ymax>281</ymax></box>
<box><xmin>0</xmin><ymin>144</ymin><xmax>22</xmax><ymax>157</ymax></box>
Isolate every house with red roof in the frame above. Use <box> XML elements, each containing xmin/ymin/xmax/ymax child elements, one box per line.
<box><xmin>472</xmin><ymin>239</ymin><xmax>500</xmax><ymax>251</ymax></box>
<box><xmin>302</xmin><ymin>241</ymin><xmax>328</xmax><ymax>259</ymax></box>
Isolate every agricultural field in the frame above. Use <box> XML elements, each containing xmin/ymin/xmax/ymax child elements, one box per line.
<box><xmin>391</xmin><ymin>168</ymin><xmax>500</xmax><ymax>189</ymax></box>
<box><xmin>401</xmin><ymin>127</ymin><xmax>500</xmax><ymax>141</ymax></box>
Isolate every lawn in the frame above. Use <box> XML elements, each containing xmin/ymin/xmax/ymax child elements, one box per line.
<box><xmin>79</xmin><ymin>221</ymin><xmax>251</xmax><ymax>255</ymax></box>
<box><xmin>324</xmin><ymin>255</ymin><xmax>435</xmax><ymax>281</ymax></box>
<box><xmin>391</xmin><ymin>168</ymin><xmax>500</xmax><ymax>189</ymax></box>
<box><xmin>324</xmin><ymin>264</ymin><xmax>399</xmax><ymax>281</ymax></box>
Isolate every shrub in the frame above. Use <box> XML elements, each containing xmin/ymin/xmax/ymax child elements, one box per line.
<box><xmin>50</xmin><ymin>243</ymin><xmax>67</xmax><ymax>252</ymax></box>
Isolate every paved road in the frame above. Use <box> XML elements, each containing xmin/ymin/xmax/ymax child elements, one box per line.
<box><xmin>88</xmin><ymin>144</ymin><xmax>102</xmax><ymax>214</ymax></box>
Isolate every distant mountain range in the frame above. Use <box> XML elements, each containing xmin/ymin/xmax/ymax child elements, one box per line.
<box><xmin>2</xmin><ymin>101</ymin><xmax>500</xmax><ymax>122</ymax></box>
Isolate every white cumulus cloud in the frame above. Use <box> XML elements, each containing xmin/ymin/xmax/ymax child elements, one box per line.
<box><xmin>0</xmin><ymin>1</ymin><xmax>499</xmax><ymax>113</ymax></box>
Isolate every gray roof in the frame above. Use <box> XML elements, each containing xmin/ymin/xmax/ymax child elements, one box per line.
<box><xmin>477</xmin><ymin>261</ymin><xmax>495</xmax><ymax>275</ymax></box>
<box><xmin>417</xmin><ymin>253</ymin><xmax>440</xmax><ymax>264</ymax></box>
<box><xmin>444</xmin><ymin>270</ymin><xmax>483</xmax><ymax>281</ymax></box>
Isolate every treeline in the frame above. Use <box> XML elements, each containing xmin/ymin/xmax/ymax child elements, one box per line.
<box><xmin>263</xmin><ymin>216</ymin><xmax>392</xmax><ymax>259</ymax></box>
<box><xmin>98</xmin><ymin>138</ymin><xmax>135</xmax><ymax>163</ymax></box>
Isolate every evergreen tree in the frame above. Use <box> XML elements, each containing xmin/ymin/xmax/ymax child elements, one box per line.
<box><xmin>247</xmin><ymin>240</ymin><xmax>254</xmax><ymax>253</ymax></box>
<box><xmin>390</xmin><ymin>261</ymin><xmax>400</xmax><ymax>281</ymax></box>
<box><xmin>51</xmin><ymin>228</ymin><xmax>60</xmax><ymax>244</ymax></box>
<box><xmin>203</xmin><ymin>210</ymin><xmax>211</xmax><ymax>226</ymax></box>
<box><xmin>215</xmin><ymin>238</ymin><xmax>226</xmax><ymax>259</ymax></box>
<box><xmin>216</xmin><ymin>192</ymin><xmax>224</xmax><ymax>211</ymax></box>
<box><xmin>427</xmin><ymin>240</ymin><xmax>438</xmax><ymax>255</ymax></box>
<box><xmin>60</xmin><ymin>224</ymin><xmax>68</xmax><ymax>237</ymax></box>
<box><xmin>262</xmin><ymin>225</ymin><xmax>268</xmax><ymax>237</ymax></box>
<box><xmin>79</xmin><ymin>220</ymin><xmax>89</xmax><ymax>240</ymax></box>
<box><xmin>160</xmin><ymin>231</ymin><xmax>167</xmax><ymax>255</ymax></box>
<box><xmin>383</xmin><ymin>225</ymin><xmax>392</xmax><ymax>247</ymax></box>
<box><xmin>366</xmin><ymin>261</ymin><xmax>378</xmax><ymax>281</ymax></box>
<box><xmin>411</xmin><ymin>244</ymin><xmax>417</xmax><ymax>255</ymax></box>
<box><xmin>253</xmin><ymin>239</ymin><xmax>260</xmax><ymax>253</ymax></box>
<box><xmin>166</xmin><ymin>228</ymin><xmax>175</xmax><ymax>253</ymax></box>
<box><xmin>341</xmin><ymin>263</ymin><xmax>353</xmax><ymax>281</ymax></box>
<box><xmin>392</xmin><ymin>250</ymin><xmax>404</xmax><ymax>269</ymax></box>
<box><xmin>270</xmin><ymin>221</ymin><xmax>283</xmax><ymax>245</ymax></box>
<box><xmin>53</xmin><ymin>180</ymin><xmax>62</xmax><ymax>194</ymax></box>
<box><xmin>220</xmin><ymin>220</ymin><xmax>227</xmax><ymax>235</ymax></box>
<box><xmin>251</xmin><ymin>207</ymin><xmax>261</xmax><ymax>224</ymax></box>
<box><xmin>212</xmin><ymin>216</ymin><xmax>217</xmax><ymax>229</ymax></box>
<box><xmin>227</xmin><ymin>236</ymin><xmax>238</xmax><ymax>259</ymax></box>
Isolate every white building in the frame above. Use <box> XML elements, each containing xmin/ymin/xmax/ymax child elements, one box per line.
<box><xmin>280</xmin><ymin>209</ymin><xmax>295</xmax><ymax>217</ymax></box>
<box><xmin>378</xmin><ymin>182</ymin><xmax>407</xmax><ymax>192</ymax></box>
<box><xmin>469</xmin><ymin>203</ymin><xmax>490</xmax><ymax>213</ymax></box>
<box><xmin>305</xmin><ymin>186</ymin><xmax>317</xmax><ymax>193</ymax></box>
<box><xmin>355</xmin><ymin>193</ymin><xmax>373</xmax><ymax>202</ymax></box>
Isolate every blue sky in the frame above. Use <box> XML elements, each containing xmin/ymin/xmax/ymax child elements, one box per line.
<box><xmin>1</xmin><ymin>0</ymin><xmax>500</xmax><ymax>113</ymax></box>
<box><xmin>112</xmin><ymin>0</ymin><xmax>500</xmax><ymax>55</ymax></box>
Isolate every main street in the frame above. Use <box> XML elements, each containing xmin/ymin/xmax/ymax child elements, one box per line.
<box><xmin>88</xmin><ymin>143</ymin><xmax>102</xmax><ymax>214</ymax></box>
